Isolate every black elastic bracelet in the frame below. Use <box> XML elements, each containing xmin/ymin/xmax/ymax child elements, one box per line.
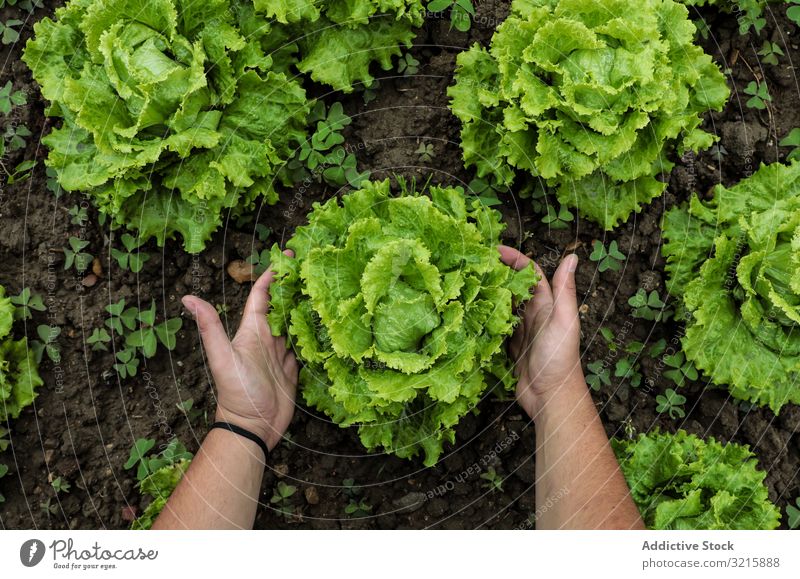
<box><xmin>210</xmin><ymin>421</ymin><xmax>270</xmax><ymax>462</ymax></box>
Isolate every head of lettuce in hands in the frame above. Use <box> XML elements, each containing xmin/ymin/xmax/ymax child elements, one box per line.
<box><xmin>663</xmin><ymin>161</ymin><xmax>800</xmax><ymax>413</ymax></box>
<box><xmin>268</xmin><ymin>180</ymin><xmax>538</xmax><ymax>465</ymax></box>
<box><xmin>23</xmin><ymin>0</ymin><xmax>309</xmax><ymax>253</ymax></box>
<box><xmin>449</xmin><ymin>0</ymin><xmax>729</xmax><ymax>230</ymax></box>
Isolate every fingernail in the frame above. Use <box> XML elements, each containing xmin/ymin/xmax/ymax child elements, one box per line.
<box><xmin>566</xmin><ymin>254</ymin><xmax>578</xmax><ymax>273</ymax></box>
<box><xmin>181</xmin><ymin>296</ymin><xmax>197</xmax><ymax>317</ymax></box>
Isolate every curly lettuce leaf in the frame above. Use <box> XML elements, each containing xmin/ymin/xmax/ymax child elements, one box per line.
<box><xmin>613</xmin><ymin>430</ymin><xmax>780</xmax><ymax>530</ymax></box>
<box><xmin>663</xmin><ymin>161</ymin><xmax>800</xmax><ymax>412</ymax></box>
<box><xmin>131</xmin><ymin>459</ymin><xmax>191</xmax><ymax>530</ymax></box>
<box><xmin>0</xmin><ymin>336</ymin><xmax>43</xmax><ymax>423</ymax></box>
<box><xmin>0</xmin><ymin>287</ymin><xmax>13</xmax><ymax>340</ymax></box>
<box><xmin>252</xmin><ymin>0</ymin><xmax>425</xmax><ymax>93</ymax></box>
<box><xmin>449</xmin><ymin>0</ymin><xmax>729</xmax><ymax>230</ymax></box>
<box><xmin>269</xmin><ymin>180</ymin><xmax>537</xmax><ymax>466</ymax></box>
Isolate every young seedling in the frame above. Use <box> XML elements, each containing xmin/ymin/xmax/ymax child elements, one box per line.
<box><xmin>758</xmin><ymin>41</ymin><xmax>784</xmax><ymax>66</ymax></box>
<box><xmin>124</xmin><ymin>438</ymin><xmax>191</xmax><ymax>482</ymax></box>
<box><xmin>3</xmin><ymin>123</ymin><xmax>31</xmax><ymax>151</ymax></box>
<box><xmin>0</xmin><ymin>19</ymin><xmax>22</xmax><ymax>45</ymax></box>
<box><xmin>10</xmin><ymin>287</ymin><xmax>45</xmax><ymax>321</ymax></box>
<box><xmin>648</xmin><ymin>338</ymin><xmax>667</xmax><ymax>358</ymax></box>
<box><xmin>589</xmin><ymin>240</ymin><xmax>626</xmax><ymax>272</ymax></box>
<box><xmin>176</xmin><ymin>398</ymin><xmax>204</xmax><ymax>424</ymax></box>
<box><xmin>341</xmin><ymin>478</ymin><xmax>361</xmax><ymax>499</ymax></box>
<box><xmin>480</xmin><ymin>466</ymin><xmax>504</xmax><ymax>493</ymax></box>
<box><xmin>215</xmin><ymin>303</ymin><xmax>229</xmax><ymax>316</ymax></box>
<box><xmin>628</xmin><ymin>289</ymin><xmax>672</xmax><ymax>322</ymax></box>
<box><xmin>663</xmin><ymin>351</ymin><xmax>698</xmax><ymax>387</ymax></box>
<box><xmin>427</xmin><ymin>0</ymin><xmax>475</xmax><ymax>32</ymax></box>
<box><xmin>787</xmin><ymin>497</ymin><xmax>800</xmax><ymax>530</ymax></box>
<box><xmin>255</xmin><ymin>223</ymin><xmax>271</xmax><ymax>242</ymax></box>
<box><xmin>738</xmin><ymin>11</ymin><xmax>765</xmax><ymax>35</ymax></box>
<box><xmin>599</xmin><ymin>327</ymin><xmax>617</xmax><ymax>353</ymax></box>
<box><xmin>105</xmin><ymin>299</ymin><xmax>139</xmax><ymax>336</ymax></box>
<box><xmin>708</xmin><ymin>143</ymin><xmax>728</xmax><ymax>163</ymax></box>
<box><xmin>111</xmin><ymin>233</ymin><xmax>150</xmax><ymax>273</ymax></box>
<box><xmin>33</xmin><ymin>324</ymin><xmax>61</xmax><ymax>364</ymax></box>
<box><xmin>467</xmin><ymin>177</ymin><xmax>503</xmax><ymax>207</ymax></box>
<box><xmin>344</xmin><ymin>499</ymin><xmax>372</xmax><ymax>518</ymax></box>
<box><xmin>415</xmin><ymin>142</ymin><xmax>435</xmax><ymax>163</ymax></box>
<box><xmin>656</xmin><ymin>388</ymin><xmax>687</xmax><ymax>419</ymax></box>
<box><xmin>362</xmin><ymin>79</ymin><xmax>380</xmax><ymax>105</ymax></box>
<box><xmin>247</xmin><ymin>249</ymin><xmax>271</xmax><ymax>276</ymax></box>
<box><xmin>51</xmin><ymin>476</ymin><xmax>71</xmax><ymax>494</ymax></box>
<box><xmin>744</xmin><ymin>81</ymin><xmax>771</xmax><ymax>110</ymax></box>
<box><xmin>541</xmin><ymin>204</ymin><xmax>574</xmax><ymax>230</ymax></box>
<box><xmin>63</xmin><ymin>237</ymin><xmax>93</xmax><ymax>272</ymax></box>
<box><xmin>323</xmin><ymin>147</ymin><xmax>370</xmax><ymax>188</ymax></box>
<box><xmin>45</xmin><ymin>167</ymin><xmax>62</xmax><ymax>197</ymax></box>
<box><xmin>40</xmin><ymin>497</ymin><xmax>58</xmax><ymax>516</ymax></box>
<box><xmin>0</xmin><ymin>80</ymin><xmax>28</xmax><ymax>115</ymax></box>
<box><xmin>270</xmin><ymin>481</ymin><xmax>297</xmax><ymax>519</ymax></box>
<box><xmin>124</xmin><ymin>301</ymin><xmax>182</xmax><ymax>358</ymax></box>
<box><xmin>397</xmin><ymin>52</ymin><xmax>419</xmax><ymax>76</ymax></box>
<box><xmin>0</xmin><ymin>0</ymin><xmax>43</xmax><ymax>11</ymax></box>
<box><xmin>615</xmin><ymin>356</ymin><xmax>642</xmax><ymax>388</ymax></box>
<box><xmin>68</xmin><ymin>204</ymin><xmax>89</xmax><ymax>227</ymax></box>
<box><xmin>113</xmin><ymin>348</ymin><xmax>139</xmax><ymax>379</ymax></box>
<box><xmin>87</xmin><ymin>327</ymin><xmax>112</xmax><ymax>351</ymax></box>
<box><xmin>298</xmin><ymin>101</ymin><xmax>349</xmax><ymax>171</ymax></box>
<box><xmin>586</xmin><ymin>360</ymin><xmax>610</xmax><ymax>392</ymax></box>
<box><xmin>779</xmin><ymin>128</ymin><xmax>800</xmax><ymax>162</ymax></box>
<box><xmin>3</xmin><ymin>158</ymin><xmax>35</xmax><ymax>184</ymax></box>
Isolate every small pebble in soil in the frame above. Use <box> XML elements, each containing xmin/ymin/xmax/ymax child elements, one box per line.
<box><xmin>393</xmin><ymin>492</ymin><xmax>426</xmax><ymax>513</ymax></box>
<box><xmin>304</xmin><ymin>486</ymin><xmax>319</xmax><ymax>505</ymax></box>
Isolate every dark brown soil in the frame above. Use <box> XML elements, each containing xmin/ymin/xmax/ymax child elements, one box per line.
<box><xmin>0</xmin><ymin>1</ymin><xmax>798</xmax><ymax>530</ymax></box>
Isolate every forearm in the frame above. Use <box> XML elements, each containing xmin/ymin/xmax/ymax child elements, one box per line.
<box><xmin>153</xmin><ymin>430</ymin><xmax>265</xmax><ymax>529</ymax></box>
<box><xmin>531</xmin><ymin>377</ymin><xmax>644</xmax><ymax>530</ymax></box>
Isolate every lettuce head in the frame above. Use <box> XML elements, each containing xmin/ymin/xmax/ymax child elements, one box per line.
<box><xmin>23</xmin><ymin>0</ymin><xmax>311</xmax><ymax>252</ymax></box>
<box><xmin>449</xmin><ymin>0</ymin><xmax>729</xmax><ymax>230</ymax></box>
<box><xmin>663</xmin><ymin>161</ymin><xmax>800</xmax><ymax>413</ymax></box>
<box><xmin>613</xmin><ymin>430</ymin><xmax>781</xmax><ymax>530</ymax></box>
<box><xmin>267</xmin><ymin>180</ymin><xmax>538</xmax><ymax>465</ymax></box>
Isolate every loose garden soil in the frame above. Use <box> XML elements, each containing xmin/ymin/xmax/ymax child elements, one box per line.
<box><xmin>0</xmin><ymin>0</ymin><xmax>798</xmax><ymax>529</ymax></box>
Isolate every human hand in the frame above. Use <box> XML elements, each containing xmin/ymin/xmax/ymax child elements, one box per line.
<box><xmin>181</xmin><ymin>252</ymin><xmax>298</xmax><ymax>451</ymax></box>
<box><xmin>498</xmin><ymin>246</ymin><xmax>584</xmax><ymax>418</ymax></box>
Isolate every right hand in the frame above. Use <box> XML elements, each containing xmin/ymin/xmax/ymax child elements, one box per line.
<box><xmin>181</xmin><ymin>253</ymin><xmax>298</xmax><ymax>451</ymax></box>
<box><xmin>498</xmin><ymin>246</ymin><xmax>585</xmax><ymax>418</ymax></box>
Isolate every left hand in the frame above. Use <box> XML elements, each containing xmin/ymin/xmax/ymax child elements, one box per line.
<box><xmin>181</xmin><ymin>251</ymin><xmax>298</xmax><ymax>451</ymax></box>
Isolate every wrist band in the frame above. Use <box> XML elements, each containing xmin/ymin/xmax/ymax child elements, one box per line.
<box><xmin>210</xmin><ymin>421</ymin><xmax>270</xmax><ymax>461</ymax></box>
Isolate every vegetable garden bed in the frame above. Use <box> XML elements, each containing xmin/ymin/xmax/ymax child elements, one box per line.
<box><xmin>0</xmin><ymin>0</ymin><xmax>799</xmax><ymax>529</ymax></box>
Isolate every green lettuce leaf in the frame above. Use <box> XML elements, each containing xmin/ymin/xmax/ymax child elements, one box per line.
<box><xmin>0</xmin><ymin>286</ymin><xmax>13</xmax><ymax>340</ymax></box>
<box><xmin>131</xmin><ymin>459</ymin><xmax>191</xmax><ymax>530</ymax></box>
<box><xmin>612</xmin><ymin>430</ymin><xmax>781</xmax><ymax>530</ymax></box>
<box><xmin>252</xmin><ymin>0</ymin><xmax>425</xmax><ymax>93</ymax></box>
<box><xmin>663</xmin><ymin>161</ymin><xmax>800</xmax><ymax>413</ymax></box>
<box><xmin>269</xmin><ymin>180</ymin><xmax>538</xmax><ymax>466</ymax></box>
<box><xmin>449</xmin><ymin>0</ymin><xmax>729</xmax><ymax>230</ymax></box>
<box><xmin>0</xmin><ymin>336</ymin><xmax>43</xmax><ymax>423</ymax></box>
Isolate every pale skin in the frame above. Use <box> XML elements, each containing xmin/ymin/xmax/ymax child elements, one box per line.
<box><xmin>154</xmin><ymin>246</ymin><xmax>643</xmax><ymax>530</ymax></box>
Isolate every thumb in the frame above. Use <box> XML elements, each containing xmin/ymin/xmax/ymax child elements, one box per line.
<box><xmin>182</xmin><ymin>295</ymin><xmax>232</xmax><ymax>370</ymax></box>
<box><xmin>551</xmin><ymin>254</ymin><xmax>579</xmax><ymax>324</ymax></box>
